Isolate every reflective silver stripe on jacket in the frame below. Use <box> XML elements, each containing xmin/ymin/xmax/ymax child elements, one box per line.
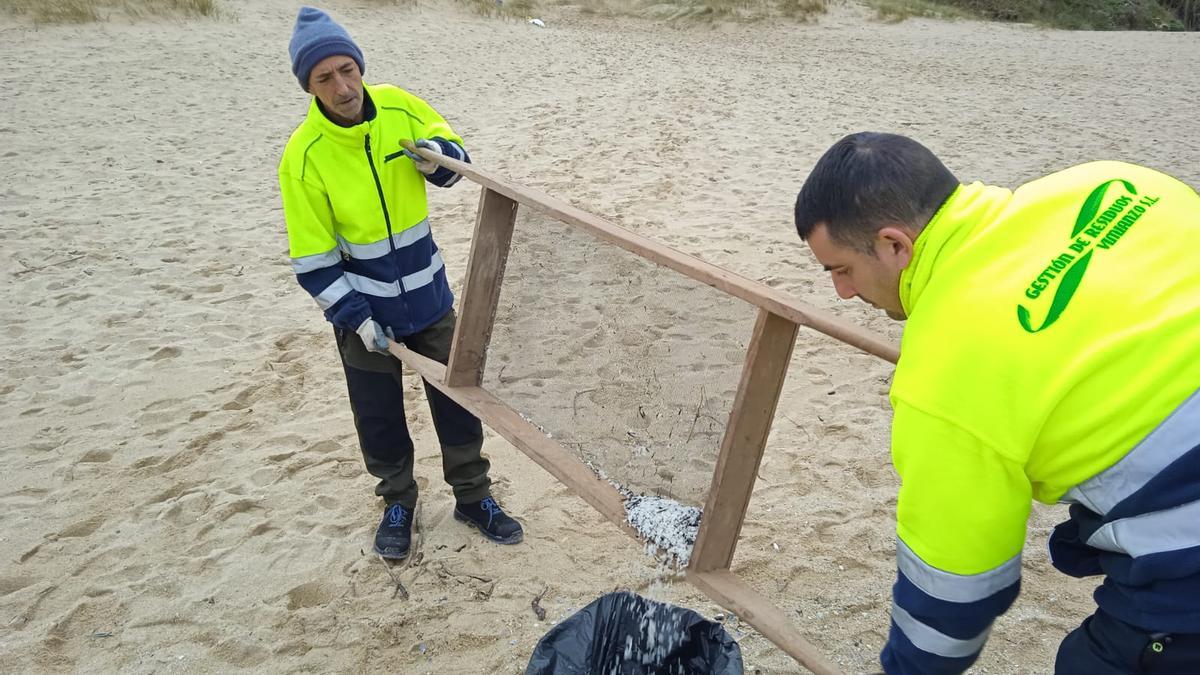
<box><xmin>401</xmin><ymin>252</ymin><xmax>444</xmax><ymax>292</ymax></box>
<box><xmin>1060</xmin><ymin>388</ymin><xmax>1200</xmax><ymax>558</ymax></box>
<box><xmin>313</xmin><ymin>276</ymin><xmax>353</xmax><ymax>309</ymax></box>
<box><xmin>1063</xmin><ymin>389</ymin><xmax>1200</xmax><ymax>517</ymax></box>
<box><xmin>336</xmin><ymin>219</ymin><xmax>431</xmax><ymax>260</ymax></box>
<box><xmin>1087</xmin><ymin>499</ymin><xmax>1200</xmax><ymax>557</ymax></box>
<box><xmin>291</xmin><ymin>249</ymin><xmax>342</xmax><ymax>274</ymax></box>
<box><xmin>341</xmin><ymin>253</ymin><xmax>444</xmax><ymax>298</ymax></box>
<box><xmin>346</xmin><ymin>273</ymin><xmax>401</xmax><ymax>298</ymax></box>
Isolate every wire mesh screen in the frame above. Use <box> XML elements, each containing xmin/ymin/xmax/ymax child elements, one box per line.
<box><xmin>481</xmin><ymin>208</ymin><xmax>758</xmax><ymax>508</ymax></box>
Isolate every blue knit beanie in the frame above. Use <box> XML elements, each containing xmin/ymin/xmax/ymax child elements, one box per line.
<box><xmin>289</xmin><ymin>6</ymin><xmax>366</xmax><ymax>92</ymax></box>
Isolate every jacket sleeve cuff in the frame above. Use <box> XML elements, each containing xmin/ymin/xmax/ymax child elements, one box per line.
<box><xmin>425</xmin><ymin>138</ymin><xmax>469</xmax><ymax>188</ymax></box>
<box><xmin>324</xmin><ymin>290</ymin><xmax>373</xmax><ymax>331</ymax></box>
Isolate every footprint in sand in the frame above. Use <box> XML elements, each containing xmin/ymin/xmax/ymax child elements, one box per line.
<box><xmin>45</xmin><ymin>596</ymin><xmax>127</xmax><ymax>645</ymax></box>
<box><xmin>78</xmin><ymin>449</ymin><xmax>113</xmax><ymax>463</ymax></box>
<box><xmin>274</xmin><ymin>349</ymin><xmax>304</xmax><ymax>363</ymax></box>
<box><xmin>0</xmin><ymin>575</ymin><xmax>35</xmax><ymax>597</ymax></box>
<box><xmin>137</xmin><ymin>397</ymin><xmax>187</xmax><ymax>426</ymax></box>
<box><xmin>157</xmin><ymin>492</ymin><xmax>214</xmax><ymax>524</ymax></box>
<box><xmin>221</xmin><ymin>383</ymin><xmax>264</xmax><ymax>411</ymax></box>
<box><xmin>285</xmin><ymin>581</ymin><xmax>336</xmax><ymax>610</ymax></box>
<box><xmin>305</xmin><ymin>439</ymin><xmax>340</xmax><ymax>454</ymax></box>
<box><xmin>247</xmin><ymin>521</ymin><xmax>275</xmax><ymax>538</ymax></box>
<box><xmin>211</xmin><ymin>497</ymin><xmax>266</xmax><ymax>522</ymax></box>
<box><xmin>149</xmin><ymin>346</ymin><xmax>181</xmax><ymax>361</ymax></box>
<box><xmin>61</xmin><ymin>395</ymin><xmax>93</xmax><ymax>408</ymax></box>
<box><xmin>212</xmin><ymin>292</ymin><xmax>254</xmax><ymax>305</ymax></box>
<box><xmin>249</xmin><ymin>466</ymin><xmax>282</xmax><ymax>487</ymax></box>
<box><xmin>52</xmin><ymin>292</ymin><xmax>93</xmax><ymax>308</ymax></box>
<box><xmin>266</xmin><ymin>450</ymin><xmax>296</xmax><ymax>462</ymax></box>
<box><xmin>57</xmin><ymin>515</ymin><xmax>104</xmax><ymax>539</ymax></box>
<box><xmin>141</xmin><ymin>482</ymin><xmax>193</xmax><ymax>506</ymax></box>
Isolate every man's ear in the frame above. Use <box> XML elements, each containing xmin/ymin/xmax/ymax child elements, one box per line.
<box><xmin>875</xmin><ymin>226</ymin><xmax>915</xmax><ymax>270</ymax></box>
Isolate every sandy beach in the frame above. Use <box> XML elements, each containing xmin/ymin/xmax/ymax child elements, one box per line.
<box><xmin>1</xmin><ymin>0</ymin><xmax>1198</xmax><ymax>672</ymax></box>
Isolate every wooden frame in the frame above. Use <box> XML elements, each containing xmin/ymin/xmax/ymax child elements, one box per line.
<box><xmin>391</xmin><ymin>144</ymin><xmax>899</xmax><ymax>674</ymax></box>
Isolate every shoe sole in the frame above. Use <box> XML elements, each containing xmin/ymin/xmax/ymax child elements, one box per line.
<box><xmin>453</xmin><ymin>511</ymin><xmax>524</xmax><ymax>545</ymax></box>
<box><xmin>372</xmin><ymin>543</ymin><xmax>411</xmax><ymax>561</ymax></box>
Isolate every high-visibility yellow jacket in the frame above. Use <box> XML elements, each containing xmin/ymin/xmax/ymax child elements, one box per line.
<box><xmin>882</xmin><ymin>162</ymin><xmax>1200</xmax><ymax>673</ymax></box>
<box><xmin>278</xmin><ymin>83</ymin><xmax>468</xmax><ymax>336</ymax></box>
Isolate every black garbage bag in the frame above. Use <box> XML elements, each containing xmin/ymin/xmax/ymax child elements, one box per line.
<box><xmin>526</xmin><ymin>591</ymin><xmax>744</xmax><ymax>675</ymax></box>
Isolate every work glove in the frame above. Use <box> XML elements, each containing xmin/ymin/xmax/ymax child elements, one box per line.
<box><xmin>402</xmin><ymin>138</ymin><xmax>443</xmax><ymax>175</ymax></box>
<box><xmin>356</xmin><ymin>318</ymin><xmax>393</xmax><ymax>354</ymax></box>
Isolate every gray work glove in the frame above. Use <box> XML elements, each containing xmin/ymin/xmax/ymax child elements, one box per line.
<box><xmin>355</xmin><ymin>318</ymin><xmax>392</xmax><ymax>353</ymax></box>
<box><xmin>402</xmin><ymin>138</ymin><xmax>443</xmax><ymax>175</ymax></box>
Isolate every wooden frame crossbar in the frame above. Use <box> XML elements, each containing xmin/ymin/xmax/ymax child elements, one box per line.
<box><xmin>389</xmin><ymin>144</ymin><xmax>899</xmax><ymax>674</ymax></box>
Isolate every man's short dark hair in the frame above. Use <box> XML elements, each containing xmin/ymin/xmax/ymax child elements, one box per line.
<box><xmin>794</xmin><ymin>132</ymin><xmax>959</xmax><ymax>252</ymax></box>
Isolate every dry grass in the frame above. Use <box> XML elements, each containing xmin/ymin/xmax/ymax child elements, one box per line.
<box><xmin>1</xmin><ymin>0</ymin><xmax>98</xmax><ymax>22</ymax></box>
<box><xmin>0</xmin><ymin>0</ymin><xmax>219</xmax><ymax>23</ymax></box>
<box><xmin>865</xmin><ymin>0</ymin><xmax>1188</xmax><ymax>28</ymax></box>
<box><xmin>865</xmin><ymin>0</ymin><xmax>972</xmax><ymax>22</ymax></box>
<box><xmin>133</xmin><ymin>0</ymin><xmax>219</xmax><ymax>18</ymax></box>
<box><xmin>362</xmin><ymin>0</ymin><xmax>538</xmax><ymax>19</ymax></box>
<box><xmin>464</xmin><ymin>0</ymin><xmax>539</xmax><ymax>17</ymax></box>
<box><xmin>574</xmin><ymin>0</ymin><xmax>828</xmax><ymax>22</ymax></box>
<box><xmin>779</xmin><ymin>0</ymin><xmax>828</xmax><ymax>19</ymax></box>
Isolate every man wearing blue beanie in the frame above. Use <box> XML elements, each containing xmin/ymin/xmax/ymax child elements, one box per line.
<box><xmin>279</xmin><ymin>6</ymin><xmax>523</xmax><ymax>560</ymax></box>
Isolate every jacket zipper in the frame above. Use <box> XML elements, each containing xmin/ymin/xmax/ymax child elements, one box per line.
<box><xmin>363</xmin><ymin>133</ymin><xmax>410</xmax><ymax>328</ymax></box>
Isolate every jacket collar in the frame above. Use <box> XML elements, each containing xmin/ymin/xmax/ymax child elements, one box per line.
<box><xmin>899</xmin><ymin>181</ymin><xmax>1013</xmax><ymax>316</ymax></box>
<box><xmin>305</xmin><ymin>84</ymin><xmax>377</xmax><ymax>146</ymax></box>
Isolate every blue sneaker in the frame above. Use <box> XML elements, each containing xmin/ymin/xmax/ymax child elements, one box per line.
<box><xmin>373</xmin><ymin>503</ymin><xmax>412</xmax><ymax>560</ymax></box>
<box><xmin>454</xmin><ymin>496</ymin><xmax>523</xmax><ymax>545</ymax></box>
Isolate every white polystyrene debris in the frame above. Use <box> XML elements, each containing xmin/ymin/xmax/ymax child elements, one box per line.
<box><xmin>518</xmin><ymin>412</ymin><xmax>553</xmax><ymax>438</ymax></box>
<box><xmin>597</xmin><ymin>594</ymin><xmax>683</xmax><ymax>671</ymax></box>
<box><xmin>621</xmin><ymin>489</ymin><xmax>701</xmax><ymax>569</ymax></box>
<box><xmin>584</xmin><ymin>460</ymin><xmax>703</xmax><ymax>569</ymax></box>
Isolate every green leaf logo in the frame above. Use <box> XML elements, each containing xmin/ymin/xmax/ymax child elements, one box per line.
<box><xmin>1018</xmin><ymin>250</ymin><xmax>1092</xmax><ymax>332</ymax></box>
<box><xmin>1073</xmin><ymin>179</ymin><xmax>1136</xmax><ymax>237</ymax></box>
<box><xmin>1018</xmin><ymin>179</ymin><xmax>1136</xmax><ymax>334</ymax></box>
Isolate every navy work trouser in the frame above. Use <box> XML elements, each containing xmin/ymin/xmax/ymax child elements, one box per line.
<box><xmin>336</xmin><ymin>309</ymin><xmax>490</xmax><ymax>509</ymax></box>
<box><xmin>1057</xmin><ymin>608</ymin><xmax>1200</xmax><ymax>673</ymax></box>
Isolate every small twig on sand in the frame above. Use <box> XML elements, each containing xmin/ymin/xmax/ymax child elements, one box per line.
<box><xmin>377</xmin><ymin>554</ymin><xmax>410</xmax><ymax>600</ymax></box>
<box><xmin>434</xmin><ymin>561</ymin><xmax>494</xmax><ymax>600</ymax></box>
<box><xmin>532</xmin><ymin>586</ymin><xmax>548</xmax><ymax>621</ymax></box>
<box><xmin>14</xmin><ymin>254</ymin><xmax>86</xmax><ymax>276</ymax></box>
<box><xmin>686</xmin><ymin>386</ymin><xmax>707</xmax><ymax>442</ymax></box>
<box><xmin>433</xmin><ymin>561</ymin><xmax>492</xmax><ymax>584</ymax></box>
<box><xmin>572</xmin><ymin>388</ymin><xmax>597</xmax><ymax>418</ymax></box>
<box><xmin>783</xmin><ymin>414</ymin><xmax>815</xmax><ymax>440</ymax></box>
<box><xmin>460</xmin><ymin>571</ymin><xmax>494</xmax><ymax>584</ymax></box>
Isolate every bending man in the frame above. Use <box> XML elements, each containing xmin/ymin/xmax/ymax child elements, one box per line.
<box><xmin>793</xmin><ymin>132</ymin><xmax>1199</xmax><ymax>673</ymax></box>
